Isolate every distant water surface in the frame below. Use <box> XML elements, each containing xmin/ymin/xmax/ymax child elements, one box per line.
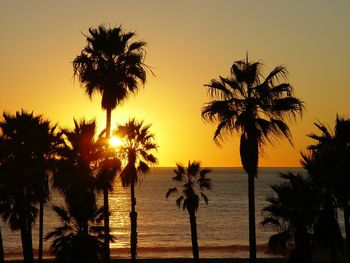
<box><xmin>1</xmin><ymin>167</ymin><xmax>305</xmax><ymax>259</ymax></box>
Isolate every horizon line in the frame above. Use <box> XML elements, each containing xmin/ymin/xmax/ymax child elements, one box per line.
<box><xmin>152</xmin><ymin>166</ymin><xmax>302</xmax><ymax>169</ymax></box>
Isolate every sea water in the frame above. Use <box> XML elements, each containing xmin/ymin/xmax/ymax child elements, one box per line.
<box><xmin>1</xmin><ymin>167</ymin><xmax>306</xmax><ymax>259</ymax></box>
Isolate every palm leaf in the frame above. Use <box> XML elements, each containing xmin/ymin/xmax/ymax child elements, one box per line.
<box><xmin>201</xmin><ymin>193</ymin><xmax>209</xmax><ymax>205</ymax></box>
<box><xmin>166</xmin><ymin>187</ymin><xmax>178</xmax><ymax>199</ymax></box>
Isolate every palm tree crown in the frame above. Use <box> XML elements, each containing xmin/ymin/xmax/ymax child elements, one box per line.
<box><xmin>166</xmin><ymin>161</ymin><xmax>212</xmax><ymax>213</ymax></box>
<box><xmin>261</xmin><ymin>173</ymin><xmax>319</xmax><ymax>253</ymax></box>
<box><xmin>46</xmin><ymin>205</ymin><xmax>105</xmax><ymax>263</ymax></box>
<box><xmin>115</xmin><ymin>118</ymin><xmax>158</xmax><ymax>187</ymax></box>
<box><xmin>0</xmin><ymin>110</ymin><xmax>59</xmax><ymax>225</ymax></box>
<box><xmin>73</xmin><ymin>25</ymin><xmax>149</xmax><ymax>111</ymax></box>
<box><xmin>202</xmin><ymin>59</ymin><xmax>304</xmax><ymax>173</ymax></box>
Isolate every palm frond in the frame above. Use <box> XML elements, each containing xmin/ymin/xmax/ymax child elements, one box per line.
<box><xmin>205</xmin><ymin>78</ymin><xmax>231</xmax><ymax>99</ymax></box>
<box><xmin>166</xmin><ymin>187</ymin><xmax>178</xmax><ymax>199</ymax></box>
<box><xmin>264</xmin><ymin>65</ymin><xmax>288</xmax><ymax>85</ymax></box>
<box><xmin>52</xmin><ymin>206</ymin><xmax>71</xmax><ymax>224</ymax></box>
<box><xmin>201</xmin><ymin>192</ymin><xmax>209</xmax><ymax>205</ymax></box>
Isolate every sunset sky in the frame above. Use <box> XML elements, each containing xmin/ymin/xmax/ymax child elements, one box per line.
<box><xmin>1</xmin><ymin>1</ymin><xmax>349</xmax><ymax>167</ymax></box>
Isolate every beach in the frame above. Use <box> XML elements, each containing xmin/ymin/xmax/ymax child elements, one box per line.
<box><xmin>5</xmin><ymin>259</ymin><xmax>287</xmax><ymax>263</ymax></box>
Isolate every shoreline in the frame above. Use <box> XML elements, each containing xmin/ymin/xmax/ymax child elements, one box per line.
<box><xmin>4</xmin><ymin>259</ymin><xmax>288</xmax><ymax>263</ymax></box>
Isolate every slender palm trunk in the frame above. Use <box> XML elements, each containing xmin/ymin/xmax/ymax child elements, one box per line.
<box><xmin>0</xmin><ymin>227</ymin><xmax>4</xmax><ymax>263</ymax></box>
<box><xmin>248</xmin><ymin>172</ymin><xmax>256</xmax><ymax>263</ymax></box>
<box><xmin>343</xmin><ymin>202</ymin><xmax>350</xmax><ymax>263</ymax></box>
<box><xmin>189</xmin><ymin>211</ymin><xmax>199</xmax><ymax>263</ymax></box>
<box><xmin>104</xmin><ymin>107</ymin><xmax>112</xmax><ymax>263</ymax></box>
<box><xmin>240</xmin><ymin>130</ymin><xmax>258</xmax><ymax>263</ymax></box>
<box><xmin>20</xmin><ymin>224</ymin><xmax>29</xmax><ymax>262</ymax></box>
<box><xmin>38</xmin><ymin>200</ymin><xmax>44</xmax><ymax>263</ymax></box>
<box><xmin>27</xmin><ymin>218</ymin><xmax>33</xmax><ymax>263</ymax></box>
<box><xmin>130</xmin><ymin>179</ymin><xmax>137</xmax><ymax>263</ymax></box>
<box><xmin>20</xmin><ymin>219</ymin><xmax>33</xmax><ymax>263</ymax></box>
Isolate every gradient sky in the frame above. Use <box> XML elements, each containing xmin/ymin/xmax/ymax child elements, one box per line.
<box><xmin>1</xmin><ymin>1</ymin><xmax>349</xmax><ymax>167</ymax></box>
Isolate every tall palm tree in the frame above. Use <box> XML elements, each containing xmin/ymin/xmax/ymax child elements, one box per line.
<box><xmin>166</xmin><ymin>161</ymin><xmax>212</xmax><ymax>263</ymax></box>
<box><xmin>261</xmin><ymin>173</ymin><xmax>318</xmax><ymax>263</ymax></box>
<box><xmin>73</xmin><ymin>25</ymin><xmax>150</xmax><ymax>261</ymax></box>
<box><xmin>0</xmin><ymin>110</ymin><xmax>61</xmax><ymax>263</ymax></box>
<box><xmin>303</xmin><ymin>116</ymin><xmax>350</xmax><ymax>261</ymax></box>
<box><xmin>53</xmin><ymin>119</ymin><xmax>121</xmax><ymax>235</ymax></box>
<box><xmin>113</xmin><ymin>119</ymin><xmax>157</xmax><ymax>263</ymax></box>
<box><xmin>50</xmin><ymin>119</ymin><xmax>120</xmax><ymax>263</ymax></box>
<box><xmin>201</xmin><ymin>57</ymin><xmax>304</xmax><ymax>262</ymax></box>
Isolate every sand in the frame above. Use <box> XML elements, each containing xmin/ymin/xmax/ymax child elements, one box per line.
<box><xmin>5</xmin><ymin>259</ymin><xmax>288</xmax><ymax>263</ymax></box>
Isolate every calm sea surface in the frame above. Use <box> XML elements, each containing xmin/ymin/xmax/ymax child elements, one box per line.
<box><xmin>1</xmin><ymin>167</ymin><xmax>307</xmax><ymax>259</ymax></box>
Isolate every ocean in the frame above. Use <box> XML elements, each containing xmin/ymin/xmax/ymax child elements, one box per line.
<box><xmin>1</xmin><ymin>167</ymin><xmax>306</xmax><ymax>259</ymax></box>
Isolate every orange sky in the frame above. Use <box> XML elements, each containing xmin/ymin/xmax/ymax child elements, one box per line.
<box><xmin>1</xmin><ymin>1</ymin><xmax>349</xmax><ymax>167</ymax></box>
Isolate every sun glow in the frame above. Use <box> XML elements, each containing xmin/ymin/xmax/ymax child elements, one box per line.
<box><xmin>109</xmin><ymin>136</ymin><xmax>123</xmax><ymax>147</ymax></box>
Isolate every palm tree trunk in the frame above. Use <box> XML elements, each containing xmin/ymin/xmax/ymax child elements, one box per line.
<box><xmin>343</xmin><ymin>202</ymin><xmax>350</xmax><ymax>263</ymax></box>
<box><xmin>240</xmin><ymin>132</ymin><xmax>258</xmax><ymax>263</ymax></box>
<box><xmin>104</xmin><ymin>107</ymin><xmax>112</xmax><ymax>263</ymax></box>
<box><xmin>248</xmin><ymin>172</ymin><xmax>256</xmax><ymax>263</ymax></box>
<box><xmin>130</xmin><ymin>180</ymin><xmax>137</xmax><ymax>263</ymax></box>
<box><xmin>27</xmin><ymin>218</ymin><xmax>34</xmax><ymax>263</ymax></box>
<box><xmin>20</xmin><ymin>220</ymin><xmax>33</xmax><ymax>263</ymax></box>
<box><xmin>189</xmin><ymin>211</ymin><xmax>199</xmax><ymax>263</ymax></box>
<box><xmin>38</xmin><ymin>200</ymin><xmax>44</xmax><ymax>263</ymax></box>
<box><xmin>0</xmin><ymin>227</ymin><xmax>4</xmax><ymax>263</ymax></box>
<box><xmin>20</xmin><ymin>223</ymin><xmax>29</xmax><ymax>262</ymax></box>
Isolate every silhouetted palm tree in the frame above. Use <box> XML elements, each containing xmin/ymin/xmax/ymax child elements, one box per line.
<box><xmin>46</xmin><ymin>205</ymin><xmax>105</xmax><ymax>263</ymax></box>
<box><xmin>202</xmin><ymin>57</ymin><xmax>304</xmax><ymax>263</ymax></box>
<box><xmin>0</xmin><ymin>110</ymin><xmax>61</xmax><ymax>263</ymax></box>
<box><xmin>302</xmin><ymin>147</ymin><xmax>344</xmax><ymax>262</ymax></box>
<box><xmin>73</xmin><ymin>25</ymin><xmax>150</xmax><ymax>261</ymax></box>
<box><xmin>166</xmin><ymin>161</ymin><xmax>212</xmax><ymax>263</ymax></box>
<box><xmin>53</xmin><ymin>119</ymin><xmax>120</xmax><ymax>235</ymax></box>
<box><xmin>50</xmin><ymin>119</ymin><xmax>119</xmax><ymax>263</ymax></box>
<box><xmin>113</xmin><ymin>119</ymin><xmax>157</xmax><ymax>262</ymax></box>
<box><xmin>303</xmin><ymin>116</ymin><xmax>350</xmax><ymax>261</ymax></box>
<box><xmin>261</xmin><ymin>173</ymin><xmax>318</xmax><ymax>263</ymax></box>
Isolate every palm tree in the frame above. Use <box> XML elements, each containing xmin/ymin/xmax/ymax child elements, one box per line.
<box><xmin>46</xmin><ymin>205</ymin><xmax>105</xmax><ymax>263</ymax></box>
<box><xmin>53</xmin><ymin>119</ymin><xmax>121</xmax><ymax>236</ymax></box>
<box><xmin>201</xmin><ymin>56</ymin><xmax>304</xmax><ymax>262</ymax></box>
<box><xmin>113</xmin><ymin>119</ymin><xmax>157</xmax><ymax>263</ymax></box>
<box><xmin>50</xmin><ymin>119</ymin><xmax>120</xmax><ymax>263</ymax></box>
<box><xmin>261</xmin><ymin>173</ymin><xmax>318</xmax><ymax>263</ymax></box>
<box><xmin>73</xmin><ymin>25</ymin><xmax>150</xmax><ymax>261</ymax></box>
<box><xmin>303</xmin><ymin>116</ymin><xmax>350</xmax><ymax>261</ymax></box>
<box><xmin>0</xmin><ymin>110</ymin><xmax>61</xmax><ymax>263</ymax></box>
<box><xmin>166</xmin><ymin>161</ymin><xmax>212</xmax><ymax>263</ymax></box>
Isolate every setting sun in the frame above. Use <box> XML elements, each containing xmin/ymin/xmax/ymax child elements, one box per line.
<box><xmin>109</xmin><ymin>136</ymin><xmax>123</xmax><ymax>147</ymax></box>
